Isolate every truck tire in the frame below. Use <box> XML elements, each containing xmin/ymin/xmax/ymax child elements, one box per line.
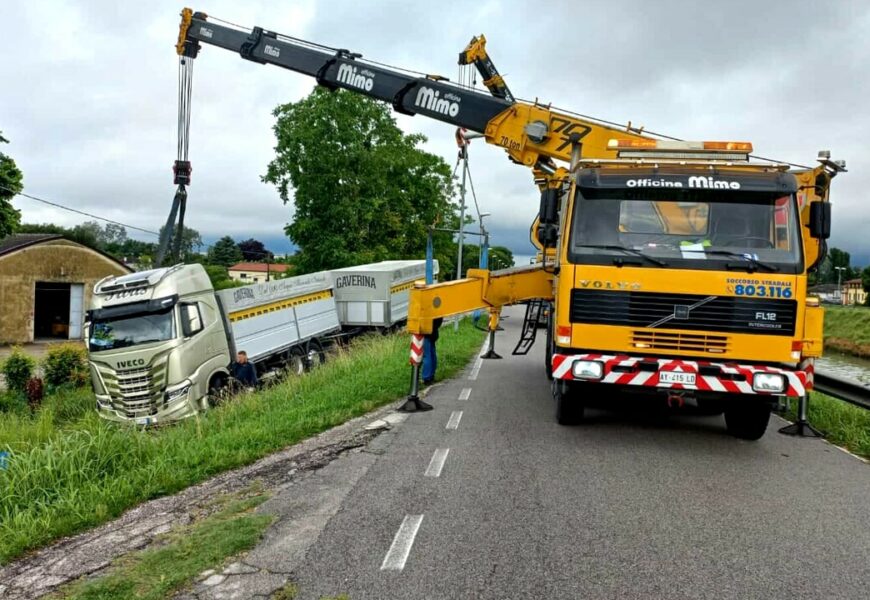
<box><xmin>554</xmin><ymin>380</ymin><xmax>583</xmax><ymax>425</ymax></box>
<box><xmin>305</xmin><ymin>338</ymin><xmax>326</xmax><ymax>370</ymax></box>
<box><xmin>545</xmin><ymin>309</ymin><xmax>554</xmax><ymax>381</ymax></box>
<box><xmin>724</xmin><ymin>400</ymin><xmax>771</xmax><ymax>440</ymax></box>
<box><xmin>286</xmin><ymin>346</ymin><xmax>306</xmax><ymax>377</ymax></box>
<box><xmin>206</xmin><ymin>374</ymin><xmax>230</xmax><ymax>408</ymax></box>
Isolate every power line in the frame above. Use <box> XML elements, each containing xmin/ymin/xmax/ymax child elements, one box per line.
<box><xmin>0</xmin><ymin>184</ymin><xmax>160</xmax><ymax>236</ymax></box>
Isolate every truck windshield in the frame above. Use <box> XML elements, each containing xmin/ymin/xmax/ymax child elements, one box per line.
<box><xmin>89</xmin><ymin>307</ymin><xmax>176</xmax><ymax>352</ymax></box>
<box><xmin>569</xmin><ymin>188</ymin><xmax>803</xmax><ymax>273</ymax></box>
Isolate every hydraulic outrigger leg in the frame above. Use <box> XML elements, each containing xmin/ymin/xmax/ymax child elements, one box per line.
<box><xmin>778</xmin><ymin>394</ymin><xmax>823</xmax><ymax>437</ymax></box>
<box><xmin>481</xmin><ymin>308</ymin><xmax>502</xmax><ymax>359</ymax></box>
<box><xmin>399</xmin><ymin>334</ymin><xmax>433</xmax><ymax>412</ymax></box>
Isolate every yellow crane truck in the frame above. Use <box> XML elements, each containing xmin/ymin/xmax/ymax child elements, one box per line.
<box><xmin>175</xmin><ymin>9</ymin><xmax>845</xmax><ymax>439</ymax></box>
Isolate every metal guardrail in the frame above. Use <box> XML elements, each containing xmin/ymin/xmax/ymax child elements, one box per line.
<box><xmin>814</xmin><ymin>371</ymin><xmax>870</xmax><ymax>410</ymax></box>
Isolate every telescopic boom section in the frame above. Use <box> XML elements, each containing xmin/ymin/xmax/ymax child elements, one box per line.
<box><xmin>176</xmin><ymin>10</ymin><xmax>656</xmax><ymax>171</ymax></box>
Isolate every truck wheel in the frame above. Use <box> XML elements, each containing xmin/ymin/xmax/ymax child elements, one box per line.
<box><xmin>286</xmin><ymin>346</ymin><xmax>306</xmax><ymax>377</ymax></box>
<box><xmin>545</xmin><ymin>309</ymin><xmax>554</xmax><ymax>381</ymax></box>
<box><xmin>724</xmin><ymin>400</ymin><xmax>771</xmax><ymax>440</ymax></box>
<box><xmin>554</xmin><ymin>380</ymin><xmax>583</xmax><ymax>425</ymax></box>
<box><xmin>305</xmin><ymin>338</ymin><xmax>326</xmax><ymax>370</ymax></box>
<box><xmin>207</xmin><ymin>375</ymin><xmax>230</xmax><ymax>408</ymax></box>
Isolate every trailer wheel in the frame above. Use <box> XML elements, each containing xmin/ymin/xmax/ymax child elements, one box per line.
<box><xmin>724</xmin><ymin>399</ymin><xmax>771</xmax><ymax>440</ymax></box>
<box><xmin>554</xmin><ymin>380</ymin><xmax>584</xmax><ymax>425</ymax></box>
<box><xmin>284</xmin><ymin>346</ymin><xmax>306</xmax><ymax>377</ymax></box>
<box><xmin>305</xmin><ymin>338</ymin><xmax>326</xmax><ymax>370</ymax></box>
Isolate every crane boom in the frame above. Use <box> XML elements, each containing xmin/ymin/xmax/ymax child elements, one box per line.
<box><xmin>177</xmin><ymin>10</ymin><xmax>654</xmax><ymax>173</ymax></box>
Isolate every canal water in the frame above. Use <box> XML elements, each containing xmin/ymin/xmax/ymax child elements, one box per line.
<box><xmin>816</xmin><ymin>351</ymin><xmax>870</xmax><ymax>384</ymax></box>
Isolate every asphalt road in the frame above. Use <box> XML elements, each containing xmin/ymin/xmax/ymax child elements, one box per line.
<box><xmin>293</xmin><ymin>305</ymin><xmax>870</xmax><ymax>600</ymax></box>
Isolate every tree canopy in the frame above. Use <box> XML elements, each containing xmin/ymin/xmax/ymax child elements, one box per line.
<box><xmin>207</xmin><ymin>235</ymin><xmax>243</xmax><ymax>267</ymax></box>
<box><xmin>238</xmin><ymin>238</ymin><xmax>273</xmax><ymax>262</ymax></box>
<box><xmin>0</xmin><ymin>131</ymin><xmax>24</xmax><ymax>237</ymax></box>
<box><xmin>264</xmin><ymin>88</ymin><xmax>456</xmax><ymax>274</ymax></box>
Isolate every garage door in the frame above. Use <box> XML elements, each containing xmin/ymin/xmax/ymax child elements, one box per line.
<box><xmin>68</xmin><ymin>283</ymin><xmax>84</xmax><ymax>339</ymax></box>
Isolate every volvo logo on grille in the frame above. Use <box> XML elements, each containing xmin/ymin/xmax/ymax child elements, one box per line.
<box><xmin>674</xmin><ymin>305</ymin><xmax>691</xmax><ymax>320</ymax></box>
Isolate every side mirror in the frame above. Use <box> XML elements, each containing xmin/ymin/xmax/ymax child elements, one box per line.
<box><xmin>808</xmin><ymin>202</ymin><xmax>831</xmax><ymax>239</ymax></box>
<box><xmin>181</xmin><ymin>303</ymin><xmax>203</xmax><ymax>337</ymax></box>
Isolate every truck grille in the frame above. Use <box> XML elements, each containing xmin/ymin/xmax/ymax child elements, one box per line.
<box><xmin>98</xmin><ymin>360</ymin><xmax>167</xmax><ymax>418</ymax></box>
<box><xmin>631</xmin><ymin>330</ymin><xmax>729</xmax><ymax>354</ymax></box>
<box><xmin>571</xmin><ymin>289</ymin><xmax>796</xmax><ymax>336</ymax></box>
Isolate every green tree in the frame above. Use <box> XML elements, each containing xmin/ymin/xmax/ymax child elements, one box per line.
<box><xmin>238</xmin><ymin>238</ymin><xmax>273</xmax><ymax>262</ymax></box>
<box><xmin>203</xmin><ymin>264</ymin><xmax>243</xmax><ymax>290</ymax></box>
<box><xmin>264</xmin><ymin>88</ymin><xmax>456</xmax><ymax>274</ymax></box>
<box><xmin>461</xmin><ymin>244</ymin><xmax>515</xmax><ymax>274</ymax></box>
<box><xmin>0</xmin><ymin>131</ymin><xmax>24</xmax><ymax>237</ymax></box>
<box><xmin>18</xmin><ymin>222</ymin><xmax>100</xmax><ymax>249</ymax></box>
<box><xmin>208</xmin><ymin>235</ymin><xmax>243</xmax><ymax>267</ymax></box>
<box><xmin>158</xmin><ymin>224</ymin><xmax>203</xmax><ymax>263</ymax></box>
<box><xmin>819</xmin><ymin>247</ymin><xmax>855</xmax><ymax>284</ymax></box>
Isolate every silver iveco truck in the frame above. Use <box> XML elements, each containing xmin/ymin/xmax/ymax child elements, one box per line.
<box><xmin>87</xmin><ymin>264</ymin><xmax>339</xmax><ymax>425</ymax></box>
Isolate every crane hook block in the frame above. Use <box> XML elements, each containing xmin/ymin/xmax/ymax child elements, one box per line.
<box><xmin>173</xmin><ymin>160</ymin><xmax>192</xmax><ymax>186</ymax></box>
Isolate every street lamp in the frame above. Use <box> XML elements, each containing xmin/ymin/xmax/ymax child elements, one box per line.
<box><xmin>478</xmin><ymin>213</ymin><xmax>491</xmax><ymax>269</ymax></box>
<box><xmin>835</xmin><ymin>266</ymin><xmax>847</xmax><ymax>305</ymax></box>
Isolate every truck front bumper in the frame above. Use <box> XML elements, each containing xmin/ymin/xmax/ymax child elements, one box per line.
<box><xmin>552</xmin><ymin>353</ymin><xmax>813</xmax><ymax>397</ymax></box>
<box><xmin>96</xmin><ymin>388</ymin><xmax>200</xmax><ymax>426</ymax></box>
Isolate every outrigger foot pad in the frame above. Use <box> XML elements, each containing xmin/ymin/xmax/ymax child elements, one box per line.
<box><xmin>778</xmin><ymin>421</ymin><xmax>823</xmax><ymax>437</ymax></box>
<box><xmin>398</xmin><ymin>395</ymin><xmax>433</xmax><ymax>412</ymax></box>
<box><xmin>481</xmin><ymin>349</ymin><xmax>502</xmax><ymax>359</ymax></box>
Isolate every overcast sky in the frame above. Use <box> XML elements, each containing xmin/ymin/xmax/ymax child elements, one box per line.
<box><xmin>2</xmin><ymin>0</ymin><xmax>868</xmax><ymax>263</ymax></box>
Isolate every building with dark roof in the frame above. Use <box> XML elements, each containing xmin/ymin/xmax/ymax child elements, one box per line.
<box><xmin>0</xmin><ymin>234</ymin><xmax>132</xmax><ymax>343</ymax></box>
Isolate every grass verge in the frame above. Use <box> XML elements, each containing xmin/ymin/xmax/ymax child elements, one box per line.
<box><xmin>785</xmin><ymin>392</ymin><xmax>870</xmax><ymax>459</ymax></box>
<box><xmin>823</xmin><ymin>305</ymin><xmax>870</xmax><ymax>358</ymax></box>
<box><xmin>0</xmin><ymin>321</ymin><xmax>485</xmax><ymax>563</ymax></box>
<box><xmin>51</xmin><ymin>491</ymin><xmax>273</xmax><ymax>600</ymax></box>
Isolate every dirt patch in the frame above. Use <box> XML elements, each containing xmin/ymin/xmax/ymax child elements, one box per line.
<box><xmin>824</xmin><ymin>337</ymin><xmax>870</xmax><ymax>360</ymax></box>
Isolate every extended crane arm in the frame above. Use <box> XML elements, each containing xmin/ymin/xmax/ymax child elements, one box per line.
<box><xmin>177</xmin><ymin>10</ymin><xmax>656</xmax><ymax>171</ymax></box>
<box><xmin>458</xmin><ymin>35</ymin><xmax>514</xmax><ymax>103</ymax></box>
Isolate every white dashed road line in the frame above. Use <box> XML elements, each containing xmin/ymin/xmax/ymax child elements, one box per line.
<box><xmin>424</xmin><ymin>448</ymin><xmax>450</xmax><ymax>477</ymax></box>
<box><xmin>380</xmin><ymin>514</ymin><xmax>424</xmax><ymax>571</ymax></box>
<box><xmin>469</xmin><ymin>357</ymin><xmax>483</xmax><ymax>380</ymax></box>
<box><xmin>446</xmin><ymin>411</ymin><xmax>463</xmax><ymax>430</ymax></box>
<box><xmin>459</xmin><ymin>387</ymin><xmax>472</xmax><ymax>401</ymax></box>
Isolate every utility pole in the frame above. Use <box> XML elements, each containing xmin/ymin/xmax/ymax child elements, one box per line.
<box><xmin>835</xmin><ymin>266</ymin><xmax>846</xmax><ymax>305</ymax></box>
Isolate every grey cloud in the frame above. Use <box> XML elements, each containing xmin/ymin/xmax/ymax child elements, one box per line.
<box><xmin>1</xmin><ymin>0</ymin><xmax>867</xmax><ymax>262</ymax></box>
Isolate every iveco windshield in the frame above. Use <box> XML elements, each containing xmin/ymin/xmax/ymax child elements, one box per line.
<box><xmin>569</xmin><ymin>188</ymin><xmax>803</xmax><ymax>274</ymax></box>
<box><xmin>89</xmin><ymin>307</ymin><xmax>176</xmax><ymax>352</ymax></box>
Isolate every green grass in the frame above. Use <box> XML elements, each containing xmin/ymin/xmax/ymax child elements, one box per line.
<box><xmin>0</xmin><ymin>322</ymin><xmax>485</xmax><ymax>564</ymax></box>
<box><xmin>823</xmin><ymin>305</ymin><xmax>870</xmax><ymax>357</ymax></box>
<box><xmin>52</xmin><ymin>492</ymin><xmax>273</xmax><ymax>600</ymax></box>
<box><xmin>785</xmin><ymin>392</ymin><xmax>870</xmax><ymax>459</ymax></box>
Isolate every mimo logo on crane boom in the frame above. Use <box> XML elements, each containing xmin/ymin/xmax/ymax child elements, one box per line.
<box><xmin>337</xmin><ymin>63</ymin><xmax>375</xmax><ymax>91</ymax></box>
<box><xmin>414</xmin><ymin>87</ymin><xmax>461</xmax><ymax>117</ymax></box>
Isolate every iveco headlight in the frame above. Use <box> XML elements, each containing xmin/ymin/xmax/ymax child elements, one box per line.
<box><xmin>752</xmin><ymin>373</ymin><xmax>785</xmax><ymax>393</ymax></box>
<box><xmin>165</xmin><ymin>382</ymin><xmax>192</xmax><ymax>402</ymax></box>
<box><xmin>572</xmin><ymin>360</ymin><xmax>603</xmax><ymax>380</ymax></box>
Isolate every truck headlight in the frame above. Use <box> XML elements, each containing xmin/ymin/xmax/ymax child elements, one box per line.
<box><xmin>572</xmin><ymin>360</ymin><xmax>603</xmax><ymax>380</ymax></box>
<box><xmin>165</xmin><ymin>382</ymin><xmax>192</xmax><ymax>403</ymax></box>
<box><xmin>752</xmin><ymin>373</ymin><xmax>785</xmax><ymax>393</ymax></box>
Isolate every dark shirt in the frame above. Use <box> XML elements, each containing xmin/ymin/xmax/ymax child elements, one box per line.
<box><xmin>232</xmin><ymin>361</ymin><xmax>258</xmax><ymax>386</ymax></box>
<box><xmin>428</xmin><ymin>317</ymin><xmax>444</xmax><ymax>342</ymax></box>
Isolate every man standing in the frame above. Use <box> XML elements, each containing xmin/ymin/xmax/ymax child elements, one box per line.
<box><xmin>232</xmin><ymin>350</ymin><xmax>258</xmax><ymax>388</ymax></box>
<box><xmin>421</xmin><ymin>317</ymin><xmax>443</xmax><ymax>385</ymax></box>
